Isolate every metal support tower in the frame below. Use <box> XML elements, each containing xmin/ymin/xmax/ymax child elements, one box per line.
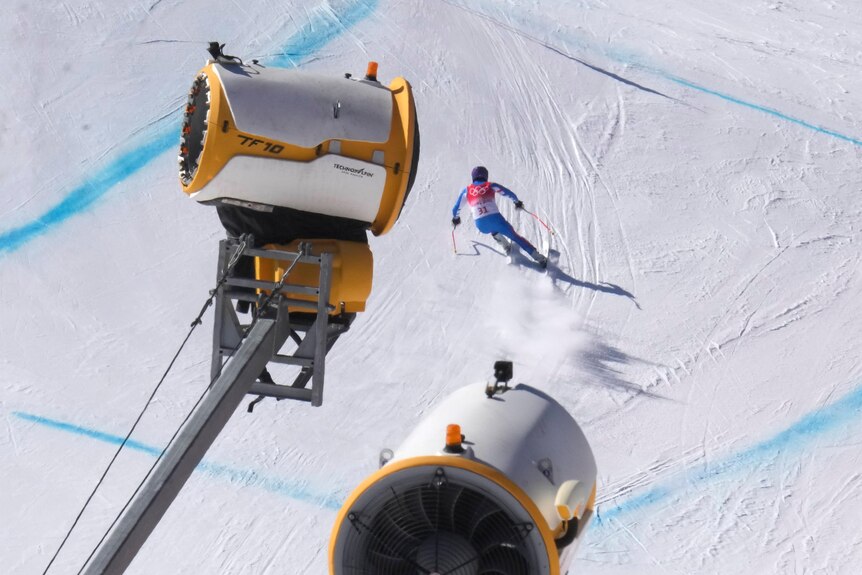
<box><xmin>82</xmin><ymin>239</ymin><xmax>354</xmax><ymax>574</ymax></box>
<box><xmin>212</xmin><ymin>238</ymin><xmax>356</xmax><ymax>407</ymax></box>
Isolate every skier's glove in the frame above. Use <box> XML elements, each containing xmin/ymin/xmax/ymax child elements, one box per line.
<box><xmin>514</xmin><ymin>201</ymin><xmax>525</xmax><ymax>210</ymax></box>
<box><xmin>452</xmin><ymin>216</ymin><xmax>461</xmax><ymax>226</ymax></box>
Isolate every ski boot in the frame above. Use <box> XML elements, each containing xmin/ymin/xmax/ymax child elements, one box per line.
<box><xmin>529</xmin><ymin>249</ymin><xmax>548</xmax><ymax>269</ymax></box>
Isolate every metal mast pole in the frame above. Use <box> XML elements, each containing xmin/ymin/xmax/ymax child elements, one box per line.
<box><xmin>82</xmin><ymin>317</ymin><xmax>285</xmax><ymax>575</ymax></box>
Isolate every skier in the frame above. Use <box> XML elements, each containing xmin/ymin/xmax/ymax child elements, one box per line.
<box><xmin>451</xmin><ymin>166</ymin><xmax>547</xmax><ymax>267</ymax></box>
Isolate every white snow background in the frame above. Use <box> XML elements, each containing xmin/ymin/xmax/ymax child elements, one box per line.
<box><xmin>2</xmin><ymin>0</ymin><xmax>862</xmax><ymax>573</ymax></box>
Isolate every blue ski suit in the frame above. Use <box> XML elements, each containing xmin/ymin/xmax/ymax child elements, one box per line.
<box><xmin>452</xmin><ymin>180</ymin><xmax>538</xmax><ymax>254</ymax></box>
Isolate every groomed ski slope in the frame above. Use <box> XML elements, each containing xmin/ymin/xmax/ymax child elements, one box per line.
<box><xmin>2</xmin><ymin>1</ymin><xmax>861</xmax><ymax>573</ymax></box>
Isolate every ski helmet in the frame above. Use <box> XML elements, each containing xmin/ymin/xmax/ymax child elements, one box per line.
<box><xmin>471</xmin><ymin>166</ymin><xmax>488</xmax><ymax>182</ymax></box>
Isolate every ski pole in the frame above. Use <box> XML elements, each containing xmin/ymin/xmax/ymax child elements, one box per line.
<box><xmin>451</xmin><ymin>225</ymin><xmax>458</xmax><ymax>254</ymax></box>
<box><xmin>524</xmin><ymin>209</ymin><xmax>555</xmax><ymax>235</ymax></box>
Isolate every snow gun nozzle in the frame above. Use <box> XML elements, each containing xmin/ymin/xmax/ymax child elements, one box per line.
<box><xmin>207</xmin><ymin>42</ymin><xmax>224</xmax><ymax>60</ymax></box>
<box><xmin>494</xmin><ymin>360</ymin><xmax>513</xmax><ymax>384</ymax></box>
<box><xmin>487</xmin><ymin>361</ymin><xmax>514</xmax><ymax>397</ymax></box>
<box><xmin>365</xmin><ymin>61</ymin><xmax>379</xmax><ymax>81</ymax></box>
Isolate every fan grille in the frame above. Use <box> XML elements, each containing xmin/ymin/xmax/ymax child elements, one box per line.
<box><xmin>336</xmin><ymin>466</ymin><xmax>548</xmax><ymax>575</ymax></box>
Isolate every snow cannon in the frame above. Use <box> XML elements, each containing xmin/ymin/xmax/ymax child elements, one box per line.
<box><xmin>178</xmin><ymin>55</ymin><xmax>419</xmax><ymax>237</ymax></box>
<box><xmin>329</xmin><ymin>362</ymin><xmax>597</xmax><ymax>575</ymax></box>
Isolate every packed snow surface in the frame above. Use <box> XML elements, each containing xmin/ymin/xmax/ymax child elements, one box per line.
<box><xmin>2</xmin><ymin>1</ymin><xmax>861</xmax><ymax>573</ymax></box>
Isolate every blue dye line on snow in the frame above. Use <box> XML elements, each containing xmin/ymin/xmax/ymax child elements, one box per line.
<box><xmin>268</xmin><ymin>0</ymin><xmax>379</xmax><ymax>68</ymax></box>
<box><xmin>13</xmin><ymin>381</ymin><xmax>862</xmax><ymax>518</ymax></box>
<box><xmin>483</xmin><ymin>2</ymin><xmax>862</xmax><ymax>148</ymax></box>
<box><xmin>571</xmin><ymin>24</ymin><xmax>862</xmax><ymax>146</ymax></box>
<box><xmin>0</xmin><ymin>128</ymin><xmax>177</xmax><ymax>255</ymax></box>
<box><xmin>658</xmin><ymin>73</ymin><xmax>862</xmax><ymax>147</ymax></box>
<box><xmin>596</xmin><ymin>382</ymin><xmax>862</xmax><ymax>526</ymax></box>
<box><xmin>599</xmin><ymin>47</ymin><xmax>862</xmax><ymax>147</ymax></box>
<box><xmin>0</xmin><ymin>0</ymin><xmax>378</xmax><ymax>256</ymax></box>
<box><xmin>12</xmin><ymin>411</ymin><xmax>343</xmax><ymax>510</ymax></box>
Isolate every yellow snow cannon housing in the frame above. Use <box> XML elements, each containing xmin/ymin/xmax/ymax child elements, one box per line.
<box><xmin>179</xmin><ymin>60</ymin><xmax>418</xmax><ymax>236</ymax></box>
<box><xmin>255</xmin><ymin>239</ymin><xmax>373</xmax><ymax>315</ymax></box>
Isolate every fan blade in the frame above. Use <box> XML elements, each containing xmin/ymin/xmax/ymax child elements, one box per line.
<box><xmin>437</xmin><ymin>484</ymin><xmax>465</xmax><ymax>532</ymax></box>
<box><xmin>478</xmin><ymin>544</ymin><xmax>530</xmax><ymax>575</ymax></box>
<box><xmin>402</xmin><ymin>487</ymin><xmax>435</xmax><ymax>531</ymax></box>
<box><xmin>451</xmin><ymin>489</ymin><xmax>485</xmax><ymax>538</ymax></box>
<box><xmin>367</xmin><ymin>507</ymin><xmax>422</xmax><ymax>559</ymax></box>
<box><xmin>466</xmin><ymin>499</ymin><xmax>506</xmax><ymax>542</ymax></box>
<box><xmin>420</xmin><ymin>482</ymin><xmax>463</xmax><ymax>532</ymax></box>
<box><xmin>366</xmin><ymin>549</ymin><xmax>416</xmax><ymax>575</ymax></box>
<box><xmin>414</xmin><ymin>531</ymin><xmax>480</xmax><ymax>575</ymax></box>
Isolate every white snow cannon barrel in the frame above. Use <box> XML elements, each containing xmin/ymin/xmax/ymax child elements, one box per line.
<box><xmin>178</xmin><ymin>56</ymin><xmax>419</xmax><ymax>237</ymax></box>
<box><xmin>329</xmin><ymin>362</ymin><xmax>598</xmax><ymax>575</ymax></box>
